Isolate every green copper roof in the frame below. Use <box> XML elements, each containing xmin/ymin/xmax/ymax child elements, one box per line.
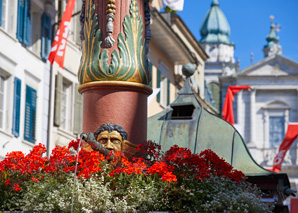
<box><xmin>266</xmin><ymin>23</ymin><xmax>279</xmax><ymax>42</ymax></box>
<box><xmin>200</xmin><ymin>0</ymin><xmax>233</xmax><ymax>45</ymax></box>
<box><xmin>147</xmin><ymin>76</ymin><xmax>271</xmax><ymax>176</ymax></box>
<box><xmin>264</xmin><ymin>23</ymin><xmax>280</xmax><ymax>48</ymax></box>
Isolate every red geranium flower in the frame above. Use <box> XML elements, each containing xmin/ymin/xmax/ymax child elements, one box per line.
<box><xmin>31</xmin><ymin>177</ymin><xmax>38</xmax><ymax>183</ymax></box>
<box><xmin>14</xmin><ymin>184</ymin><xmax>21</xmax><ymax>192</ymax></box>
<box><xmin>5</xmin><ymin>179</ymin><xmax>10</xmax><ymax>186</ymax></box>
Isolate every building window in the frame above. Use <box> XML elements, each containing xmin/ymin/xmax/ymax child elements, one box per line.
<box><xmin>12</xmin><ymin>77</ymin><xmax>21</xmax><ymax>137</ymax></box>
<box><xmin>17</xmin><ymin>0</ymin><xmax>31</xmax><ymax>46</ymax></box>
<box><xmin>157</xmin><ymin>63</ymin><xmax>170</xmax><ymax>107</ymax></box>
<box><xmin>24</xmin><ymin>85</ymin><xmax>36</xmax><ymax>143</ymax></box>
<box><xmin>57</xmin><ymin>0</ymin><xmax>66</xmax><ymax>21</ymax></box>
<box><xmin>156</xmin><ymin>69</ymin><xmax>160</xmax><ymax>102</ymax></box>
<box><xmin>160</xmin><ymin>73</ymin><xmax>167</xmax><ymax>106</ymax></box>
<box><xmin>160</xmin><ymin>76</ymin><xmax>170</xmax><ymax>106</ymax></box>
<box><xmin>149</xmin><ymin>62</ymin><xmax>152</xmax><ymax>87</ymax></box>
<box><xmin>262</xmin><ymin>100</ymin><xmax>290</xmax><ymax>148</ymax></box>
<box><xmin>0</xmin><ymin>0</ymin><xmax>5</xmax><ymax>28</ymax></box>
<box><xmin>209</xmin><ymin>82</ymin><xmax>220</xmax><ymax>110</ymax></box>
<box><xmin>54</xmin><ymin>73</ymin><xmax>82</xmax><ymax>135</ymax></box>
<box><xmin>72</xmin><ymin>0</ymin><xmax>82</xmax><ymax>46</ymax></box>
<box><xmin>60</xmin><ymin>80</ymin><xmax>72</xmax><ymax>131</ymax></box>
<box><xmin>269</xmin><ymin>116</ymin><xmax>285</xmax><ymax>148</ymax></box>
<box><xmin>0</xmin><ymin>75</ymin><xmax>6</xmax><ymax>129</ymax></box>
<box><xmin>1</xmin><ymin>0</ymin><xmax>17</xmax><ymax>33</ymax></box>
<box><xmin>58</xmin><ymin>0</ymin><xmax>82</xmax><ymax>46</ymax></box>
<box><xmin>41</xmin><ymin>13</ymin><xmax>51</xmax><ymax>59</ymax></box>
<box><xmin>73</xmin><ymin>83</ymin><xmax>83</xmax><ymax>134</ymax></box>
<box><xmin>30</xmin><ymin>11</ymin><xmax>41</xmax><ymax>56</ymax></box>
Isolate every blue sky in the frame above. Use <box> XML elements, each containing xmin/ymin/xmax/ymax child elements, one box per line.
<box><xmin>176</xmin><ymin>0</ymin><xmax>298</xmax><ymax>69</ymax></box>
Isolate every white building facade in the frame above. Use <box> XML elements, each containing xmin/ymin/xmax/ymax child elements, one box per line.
<box><xmin>221</xmin><ymin>23</ymin><xmax>298</xmax><ymax>176</ymax></box>
<box><xmin>0</xmin><ymin>0</ymin><xmax>84</xmax><ymax>159</ymax></box>
<box><xmin>0</xmin><ymin>0</ymin><xmax>55</xmax><ymax>159</ymax></box>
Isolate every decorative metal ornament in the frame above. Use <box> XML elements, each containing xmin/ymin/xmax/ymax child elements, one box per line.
<box><xmin>105</xmin><ymin>0</ymin><xmax>116</xmax><ymax>47</ymax></box>
<box><xmin>78</xmin><ymin>0</ymin><xmax>150</xmax><ymax>85</ymax></box>
<box><xmin>81</xmin><ymin>123</ymin><xmax>137</xmax><ymax>156</ymax></box>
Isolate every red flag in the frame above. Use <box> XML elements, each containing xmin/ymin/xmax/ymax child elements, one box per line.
<box><xmin>48</xmin><ymin>0</ymin><xmax>76</xmax><ymax>68</ymax></box>
<box><xmin>272</xmin><ymin>123</ymin><xmax>298</xmax><ymax>173</ymax></box>
<box><xmin>222</xmin><ymin>85</ymin><xmax>251</xmax><ymax>125</ymax></box>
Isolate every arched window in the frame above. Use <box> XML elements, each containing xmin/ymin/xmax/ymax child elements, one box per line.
<box><xmin>262</xmin><ymin>100</ymin><xmax>290</xmax><ymax>148</ymax></box>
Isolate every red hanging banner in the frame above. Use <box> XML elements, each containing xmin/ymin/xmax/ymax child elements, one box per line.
<box><xmin>48</xmin><ymin>0</ymin><xmax>76</xmax><ymax>69</ymax></box>
<box><xmin>222</xmin><ymin>85</ymin><xmax>251</xmax><ymax>125</ymax></box>
<box><xmin>272</xmin><ymin>123</ymin><xmax>298</xmax><ymax>173</ymax></box>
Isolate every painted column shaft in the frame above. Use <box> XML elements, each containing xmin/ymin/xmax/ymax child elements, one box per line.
<box><xmin>78</xmin><ymin>0</ymin><xmax>152</xmax><ymax>145</ymax></box>
<box><xmin>80</xmin><ymin>82</ymin><xmax>151</xmax><ymax>145</ymax></box>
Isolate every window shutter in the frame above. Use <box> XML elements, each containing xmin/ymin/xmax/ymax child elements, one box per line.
<box><xmin>12</xmin><ymin>77</ymin><xmax>21</xmax><ymax>137</ymax></box>
<box><xmin>23</xmin><ymin>0</ymin><xmax>31</xmax><ymax>46</ymax></box>
<box><xmin>73</xmin><ymin>83</ymin><xmax>83</xmax><ymax>134</ymax></box>
<box><xmin>167</xmin><ymin>79</ymin><xmax>170</xmax><ymax>105</ymax></box>
<box><xmin>157</xmin><ymin>69</ymin><xmax>161</xmax><ymax>103</ymax></box>
<box><xmin>54</xmin><ymin>72</ymin><xmax>63</xmax><ymax>126</ymax></box>
<box><xmin>24</xmin><ymin>85</ymin><xmax>36</xmax><ymax>143</ymax></box>
<box><xmin>0</xmin><ymin>0</ymin><xmax>3</xmax><ymax>27</ymax></box>
<box><xmin>31</xmin><ymin>88</ymin><xmax>36</xmax><ymax>142</ymax></box>
<box><xmin>24</xmin><ymin>86</ymin><xmax>31</xmax><ymax>141</ymax></box>
<box><xmin>41</xmin><ymin>13</ymin><xmax>51</xmax><ymax>60</ymax></box>
<box><xmin>17</xmin><ymin>0</ymin><xmax>25</xmax><ymax>42</ymax></box>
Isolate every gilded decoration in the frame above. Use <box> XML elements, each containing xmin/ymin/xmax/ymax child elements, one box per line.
<box><xmin>78</xmin><ymin>0</ymin><xmax>150</xmax><ymax>85</ymax></box>
<box><xmin>81</xmin><ymin>123</ymin><xmax>137</xmax><ymax>157</ymax></box>
<box><xmin>105</xmin><ymin>0</ymin><xmax>116</xmax><ymax>47</ymax></box>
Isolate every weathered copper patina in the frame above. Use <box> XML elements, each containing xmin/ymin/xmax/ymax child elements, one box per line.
<box><xmin>147</xmin><ymin>63</ymin><xmax>295</xmax><ymax>211</ymax></box>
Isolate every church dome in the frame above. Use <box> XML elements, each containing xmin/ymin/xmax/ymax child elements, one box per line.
<box><xmin>264</xmin><ymin>23</ymin><xmax>280</xmax><ymax>48</ymax></box>
<box><xmin>263</xmin><ymin>19</ymin><xmax>282</xmax><ymax>57</ymax></box>
<box><xmin>200</xmin><ymin>0</ymin><xmax>233</xmax><ymax>45</ymax></box>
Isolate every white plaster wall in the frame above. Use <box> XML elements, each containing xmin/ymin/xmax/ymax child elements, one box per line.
<box><xmin>0</xmin><ymin>33</ymin><xmax>48</xmax><ymax>158</ymax></box>
<box><xmin>234</xmin><ymin>78</ymin><xmax>298</xmax><ymax>164</ymax></box>
<box><xmin>0</xmin><ymin>0</ymin><xmax>53</xmax><ymax>159</ymax></box>
<box><xmin>242</xmin><ymin>90</ymin><xmax>251</xmax><ymax>141</ymax></box>
<box><xmin>42</xmin><ymin>63</ymin><xmax>51</xmax><ymax>147</ymax></box>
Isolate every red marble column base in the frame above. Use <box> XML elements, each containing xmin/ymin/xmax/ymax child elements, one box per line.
<box><xmin>79</xmin><ymin>81</ymin><xmax>152</xmax><ymax>146</ymax></box>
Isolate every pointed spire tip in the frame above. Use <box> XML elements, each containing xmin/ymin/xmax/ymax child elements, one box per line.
<box><xmin>211</xmin><ymin>0</ymin><xmax>219</xmax><ymax>7</ymax></box>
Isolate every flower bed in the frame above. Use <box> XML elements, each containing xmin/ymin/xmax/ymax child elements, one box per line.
<box><xmin>0</xmin><ymin>141</ymin><xmax>272</xmax><ymax>212</ymax></box>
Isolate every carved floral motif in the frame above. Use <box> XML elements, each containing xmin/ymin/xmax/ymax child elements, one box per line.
<box><xmin>78</xmin><ymin>0</ymin><xmax>149</xmax><ymax>85</ymax></box>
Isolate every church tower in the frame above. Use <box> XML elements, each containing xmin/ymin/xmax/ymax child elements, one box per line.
<box><xmin>263</xmin><ymin>17</ymin><xmax>282</xmax><ymax>58</ymax></box>
<box><xmin>200</xmin><ymin>0</ymin><xmax>236</xmax><ymax>84</ymax></box>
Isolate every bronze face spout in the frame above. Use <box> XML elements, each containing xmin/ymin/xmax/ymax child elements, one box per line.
<box><xmin>82</xmin><ymin>123</ymin><xmax>137</xmax><ymax>157</ymax></box>
<box><xmin>97</xmin><ymin>130</ymin><xmax>122</xmax><ymax>152</ymax></box>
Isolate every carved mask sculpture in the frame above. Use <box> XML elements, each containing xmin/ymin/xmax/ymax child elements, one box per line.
<box><xmin>96</xmin><ymin>130</ymin><xmax>123</xmax><ymax>152</ymax></box>
<box><xmin>82</xmin><ymin>123</ymin><xmax>137</xmax><ymax>156</ymax></box>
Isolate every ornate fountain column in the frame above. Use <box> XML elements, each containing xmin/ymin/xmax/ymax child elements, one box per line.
<box><xmin>78</xmin><ymin>0</ymin><xmax>152</xmax><ymax>145</ymax></box>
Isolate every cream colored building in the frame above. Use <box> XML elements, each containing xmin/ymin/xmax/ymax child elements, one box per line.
<box><xmin>49</xmin><ymin>0</ymin><xmax>83</xmax><ymax>151</ymax></box>
<box><xmin>148</xmin><ymin>1</ymin><xmax>213</xmax><ymax>117</ymax></box>
<box><xmin>0</xmin><ymin>0</ymin><xmax>56</xmax><ymax>159</ymax></box>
